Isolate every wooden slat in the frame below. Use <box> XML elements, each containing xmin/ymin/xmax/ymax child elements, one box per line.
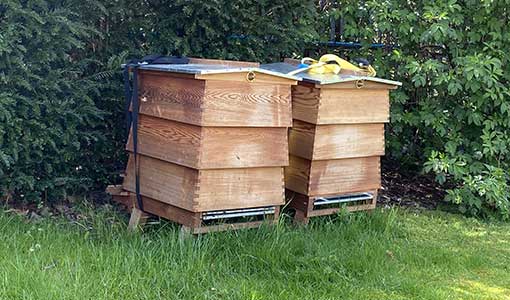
<box><xmin>289</xmin><ymin>121</ymin><xmax>385</xmax><ymax>160</ymax></box>
<box><xmin>308</xmin><ymin>157</ymin><xmax>381</xmax><ymax>196</ymax></box>
<box><xmin>126</xmin><ymin>116</ymin><xmax>289</xmax><ymax>168</ymax></box>
<box><xmin>317</xmin><ymin>88</ymin><xmax>390</xmax><ymax>124</ymax></box>
<box><xmin>126</xmin><ymin>115</ymin><xmax>201</xmax><ymax>168</ymax></box>
<box><xmin>196</xmin><ymin>167</ymin><xmax>285</xmax><ymax>211</ymax></box>
<box><xmin>312</xmin><ymin>123</ymin><xmax>385</xmax><ymax>160</ymax></box>
<box><xmin>200</xmin><ymin>127</ymin><xmax>288</xmax><ymax>168</ymax></box>
<box><xmin>138</xmin><ymin>71</ymin><xmax>293</xmax><ymax>127</ymax></box>
<box><xmin>138</xmin><ymin>70</ymin><xmax>205</xmax><ymax>126</ymax></box>
<box><xmin>291</xmin><ymin>84</ymin><xmax>320</xmax><ymax>124</ymax></box>
<box><xmin>123</xmin><ymin>154</ymin><xmax>199</xmax><ymax>211</ymax></box>
<box><xmin>284</xmin><ymin>156</ymin><xmax>311</xmax><ymax>195</ymax></box>
<box><xmin>288</xmin><ymin>120</ymin><xmax>316</xmax><ymax>159</ymax></box>
<box><xmin>140</xmin><ymin>195</ymin><xmax>202</xmax><ymax>227</ymax></box>
<box><xmin>201</xmin><ymin>81</ymin><xmax>292</xmax><ymax>127</ymax></box>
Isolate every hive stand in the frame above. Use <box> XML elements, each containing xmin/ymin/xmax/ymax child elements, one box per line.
<box><xmin>111</xmin><ymin>59</ymin><xmax>297</xmax><ymax>233</ymax></box>
<box><xmin>261</xmin><ymin>62</ymin><xmax>401</xmax><ymax>224</ymax></box>
<box><xmin>107</xmin><ymin>185</ymin><xmax>280</xmax><ymax>234</ymax></box>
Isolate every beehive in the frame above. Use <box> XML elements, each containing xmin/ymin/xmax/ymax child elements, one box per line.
<box><xmin>262</xmin><ymin>63</ymin><xmax>401</xmax><ymax>223</ymax></box>
<box><xmin>116</xmin><ymin>62</ymin><xmax>298</xmax><ymax>233</ymax></box>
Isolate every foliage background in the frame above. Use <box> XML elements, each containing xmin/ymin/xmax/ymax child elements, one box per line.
<box><xmin>1</xmin><ymin>0</ymin><xmax>509</xmax><ymax>219</ymax></box>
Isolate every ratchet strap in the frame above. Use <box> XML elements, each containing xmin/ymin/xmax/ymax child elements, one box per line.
<box><xmin>123</xmin><ymin>55</ymin><xmax>189</xmax><ymax>211</ymax></box>
<box><xmin>288</xmin><ymin>54</ymin><xmax>376</xmax><ymax>77</ymax></box>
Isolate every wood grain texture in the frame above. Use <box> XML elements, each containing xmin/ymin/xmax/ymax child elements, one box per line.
<box><xmin>200</xmin><ymin>126</ymin><xmax>288</xmax><ymax>168</ymax></box>
<box><xmin>140</xmin><ymin>195</ymin><xmax>202</xmax><ymax>227</ymax></box>
<box><xmin>288</xmin><ymin>120</ymin><xmax>316</xmax><ymax>159</ymax></box>
<box><xmin>308</xmin><ymin>156</ymin><xmax>381</xmax><ymax>196</ymax></box>
<box><xmin>284</xmin><ymin>155</ymin><xmax>311</xmax><ymax>195</ymax></box>
<box><xmin>138</xmin><ymin>70</ymin><xmax>205</xmax><ymax>125</ymax></box>
<box><xmin>201</xmin><ymin>81</ymin><xmax>292</xmax><ymax>127</ymax></box>
<box><xmin>312</xmin><ymin>123</ymin><xmax>385</xmax><ymax>160</ymax></box>
<box><xmin>126</xmin><ymin>114</ymin><xmax>201</xmax><ymax>168</ymax></box>
<box><xmin>289</xmin><ymin>121</ymin><xmax>385</xmax><ymax>160</ymax></box>
<box><xmin>291</xmin><ymin>84</ymin><xmax>320</xmax><ymax>124</ymax></box>
<box><xmin>138</xmin><ymin>71</ymin><xmax>293</xmax><ymax>127</ymax></box>
<box><xmin>123</xmin><ymin>154</ymin><xmax>199</xmax><ymax>211</ymax></box>
<box><xmin>317</xmin><ymin>88</ymin><xmax>390</xmax><ymax>124</ymax></box>
<box><xmin>126</xmin><ymin>115</ymin><xmax>289</xmax><ymax>169</ymax></box>
<box><xmin>196</xmin><ymin>167</ymin><xmax>285</xmax><ymax>211</ymax></box>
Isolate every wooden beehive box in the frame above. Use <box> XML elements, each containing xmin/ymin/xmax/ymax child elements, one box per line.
<box><xmin>262</xmin><ymin>63</ymin><xmax>401</xmax><ymax>223</ymax></box>
<box><xmin>117</xmin><ymin>62</ymin><xmax>298</xmax><ymax>232</ymax></box>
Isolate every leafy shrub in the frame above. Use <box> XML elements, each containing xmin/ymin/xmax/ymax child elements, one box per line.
<box><xmin>321</xmin><ymin>0</ymin><xmax>510</xmax><ymax>219</ymax></box>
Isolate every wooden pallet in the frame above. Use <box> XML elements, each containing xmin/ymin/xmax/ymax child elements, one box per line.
<box><xmin>286</xmin><ymin>190</ymin><xmax>378</xmax><ymax>224</ymax></box>
<box><xmin>107</xmin><ymin>185</ymin><xmax>279</xmax><ymax>234</ymax></box>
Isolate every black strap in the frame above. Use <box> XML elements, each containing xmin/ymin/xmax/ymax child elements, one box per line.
<box><xmin>123</xmin><ymin>55</ymin><xmax>190</xmax><ymax>212</ymax></box>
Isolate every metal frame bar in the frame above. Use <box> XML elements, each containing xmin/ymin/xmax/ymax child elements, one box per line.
<box><xmin>313</xmin><ymin>192</ymin><xmax>374</xmax><ymax>207</ymax></box>
<box><xmin>202</xmin><ymin>206</ymin><xmax>276</xmax><ymax>221</ymax></box>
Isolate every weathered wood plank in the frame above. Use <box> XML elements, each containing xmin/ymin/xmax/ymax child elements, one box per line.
<box><xmin>200</xmin><ymin>126</ymin><xmax>288</xmax><ymax>168</ymax></box>
<box><xmin>123</xmin><ymin>154</ymin><xmax>199</xmax><ymax>211</ymax></box>
<box><xmin>312</xmin><ymin>123</ymin><xmax>385</xmax><ymax>160</ymax></box>
<box><xmin>284</xmin><ymin>155</ymin><xmax>311</xmax><ymax>195</ymax></box>
<box><xmin>126</xmin><ymin>115</ymin><xmax>289</xmax><ymax>169</ymax></box>
<box><xmin>138</xmin><ymin>71</ymin><xmax>293</xmax><ymax>127</ymax></box>
<box><xmin>126</xmin><ymin>115</ymin><xmax>201</xmax><ymax>168</ymax></box>
<box><xmin>138</xmin><ymin>70</ymin><xmax>205</xmax><ymax>126</ymax></box>
<box><xmin>308</xmin><ymin>157</ymin><xmax>381</xmax><ymax>196</ymax></box>
<box><xmin>291</xmin><ymin>84</ymin><xmax>320</xmax><ymax>124</ymax></box>
<box><xmin>289</xmin><ymin>121</ymin><xmax>384</xmax><ymax>160</ymax></box>
<box><xmin>196</xmin><ymin>167</ymin><xmax>285</xmax><ymax>211</ymax></box>
<box><xmin>317</xmin><ymin>88</ymin><xmax>389</xmax><ymax>124</ymax></box>
<box><xmin>128</xmin><ymin>207</ymin><xmax>149</xmax><ymax>231</ymax></box>
<box><xmin>288</xmin><ymin>120</ymin><xmax>316</xmax><ymax>160</ymax></box>
<box><xmin>201</xmin><ymin>81</ymin><xmax>292</xmax><ymax>127</ymax></box>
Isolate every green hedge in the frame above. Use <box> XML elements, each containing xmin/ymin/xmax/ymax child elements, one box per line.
<box><xmin>320</xmin><ymin>0</ymin><xmax>510</xmax><ymax>218</ymax></box>
<box><xmin>1</xmin><ymin>0</ymin><xmax>509</xmax><ymax>219</ymax></box>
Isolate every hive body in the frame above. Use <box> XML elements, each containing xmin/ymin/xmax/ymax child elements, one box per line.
<box><xmin>285</xmin><ymin>79</ymin><xmax>399</xmax><ymax>223</ymax></box>
<box><xmin>119</xmin><ymin>65</ymin><xmax>297</xmax><ymax>232</ymax></box>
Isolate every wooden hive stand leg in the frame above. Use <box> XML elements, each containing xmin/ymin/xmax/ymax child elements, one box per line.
<box><xmin>128</xmin><ymin>207</ymin><xmax>150</xmax><ymax>232</ymax></box>
<box><xmin>370</xmin><ymin>189</ymin><xmax>379</xmax><ymax>210</ymax></box>
<box><xmin>272</xmin><ymin>205</ymin><xmax>281</xmax><ymax>225</ymax></box>
<box><xmin>289</xmin><ymin>193</ymin><xmax>311</xmax><ymax>225</ymax></box>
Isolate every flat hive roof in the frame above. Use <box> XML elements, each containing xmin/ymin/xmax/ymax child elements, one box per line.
<box><xmin>260</xmin><ymin>62</ymin><xmax>402</xmax><ymax>86</ymax></box>
<box><xmin>138</xmin><ymin>64</ymin><xmax>300</xmax><ymax>81</ymax></box>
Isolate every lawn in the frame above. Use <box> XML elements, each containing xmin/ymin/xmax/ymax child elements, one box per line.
<box><xmin>1</xmin><ymin>206</ymin><xmax>509</xmax><ymax>300</ymax></box>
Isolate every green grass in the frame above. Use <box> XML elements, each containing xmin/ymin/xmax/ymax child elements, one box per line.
<box><xmin>1</xmin><ymin>206</ymin><xmax>509</xmax><ymax>300</ymax></box>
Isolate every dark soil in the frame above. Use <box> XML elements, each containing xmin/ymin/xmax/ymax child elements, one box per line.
<box><xmin>3</xmin><ymin>168</ymin><xmax>448</xmax><ymax>221</ymax></box>
<box><xmin>379</xmin><ymin>169</ymin><xmax>447</xmax><ymax>210</ymax></box>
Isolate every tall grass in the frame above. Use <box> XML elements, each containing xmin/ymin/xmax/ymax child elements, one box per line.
<box><xmin>0</xmin><ymin>206</ymin><xmax>509</xmax><ymax>299</ymax></box>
